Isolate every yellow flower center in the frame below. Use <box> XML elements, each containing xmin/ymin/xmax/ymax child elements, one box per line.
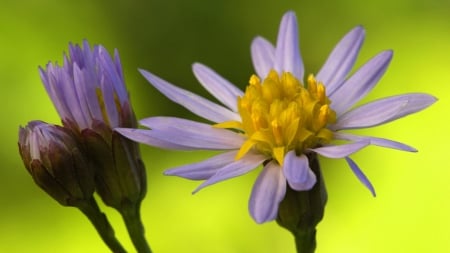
<box><xmin>216</xmin><ymin>70</ymin><xmax>336</xmax><ymax>166</ymax></box>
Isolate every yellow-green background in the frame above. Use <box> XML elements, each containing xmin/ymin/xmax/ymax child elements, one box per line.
<box><xmin>1</xmin><ymin>0</ymin><xmax>448</xmax><ymax>252</ymax></box>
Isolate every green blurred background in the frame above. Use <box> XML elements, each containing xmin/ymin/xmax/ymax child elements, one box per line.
<box><xmin>1</xmin><ymin>0</ymin><xmax>448</xmax><ymax>252</ymax></box>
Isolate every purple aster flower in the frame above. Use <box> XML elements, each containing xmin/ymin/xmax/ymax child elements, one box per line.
<box><xmin>39</xmin><ymin>40</ymin><xmax>146</xmax><ymax>211</ymax></box>
<box><xmin>117</xmin><ymin>11</ymin><xmax>436</xmax><ymax>223</ymax></box>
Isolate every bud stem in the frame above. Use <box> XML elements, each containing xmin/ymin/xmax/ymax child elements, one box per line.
<box><xmin>78</xmin><ymin>197</ymin><xmax>127</xmax><ymax>253</ymax></box>
<box><xmin>293</xmin><ymin>228</ymin><xmax>316</xmax><ymax>253</ymax></box>
<box><xmin>120</xmin><ymin>203</ymin><xmax>152</xmax><ymax>253</ymax></box>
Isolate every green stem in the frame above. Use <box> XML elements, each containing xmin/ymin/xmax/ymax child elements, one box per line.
<box><xmin>293</xmin><ymin>228</ymin><xmax>316</xmax><ymax>253</ymax></box>
<box><xmin>120</xmin><ymin>204</ymin><xmax>152</xmax><ymax>253</ymax></box>
<box><xmin>77</xmin><ymin>197</ymin><xmax>127</xmax><ymax>253</ymax></box>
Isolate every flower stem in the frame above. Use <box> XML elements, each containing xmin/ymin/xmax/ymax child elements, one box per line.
<box><xmin>120</xmin><ymin>203</ymin><xmax>152</xmax><ymax>253</ymax></box>
<box><xmin>77</xmin><ymin>197</ymin><xmax>127</xmax><ymax>253</ymax></box>
<box><xmin>293</xmin><ymin>228</ymin><xmax>316</xmax><ymax>253</ymax></box>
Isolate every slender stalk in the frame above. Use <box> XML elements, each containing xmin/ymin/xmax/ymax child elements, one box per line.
<box><xmin>120</xmin><ymin>203</ymin><xmax>152</xmax><ymax>253</ymax></box>
<box><xmin>77</xmin><ymin>197</ymin><xmax>127</xmax><ymax>253</ymax></box>
<box><xmin>293</xmin><ymin>228</ymin><xmax>316</xmax><ymax>253</ymax></box>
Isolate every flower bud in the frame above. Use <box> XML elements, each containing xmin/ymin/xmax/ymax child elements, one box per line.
<box><xmin>276</xmin><ymin>152</ymin><xmax>327</xmax><ymax>253</ymax></box>
<box><xmin>38</xmin><ymin>40</ymin><xmax>146</xmax><ymax>210</ymax></box>
<box><xmin>18</xmin><ymin>121</ymin><xmax>95</xmax><ymax>206</ymax></box>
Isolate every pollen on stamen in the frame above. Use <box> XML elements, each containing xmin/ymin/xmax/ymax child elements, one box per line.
<box><xmin>217</xmin><ymin>70</ymin><xmax>336</xmax><ymax>165</ymax></box>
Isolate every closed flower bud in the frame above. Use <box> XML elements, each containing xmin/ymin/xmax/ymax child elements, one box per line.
<box><xmin>18</xmin><ymin>121</ymin><xmax>95</xmax><ymax>207</ymax></box>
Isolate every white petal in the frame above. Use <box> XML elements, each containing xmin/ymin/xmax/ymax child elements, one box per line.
<box><xmin>139</xmin><ymin>69</ymin><xmax>240</xmax><ymax>123</ymax></box>
<box><xmin>164</xmin><ymin>150</ymin><xmax>238</xmax><ymax>180</ymax></box>
<box><xmin>334</xmin><ymin>132</ymin><xmax>417</xmax><ymax>152</ymax></box>
<box><xmin>192</xmin><ymin>151</ymin><xmax>267</xmax><ymax>193</ymax></box>
<box><xmin>249</xmin><ymin>161</ymin><xmax>286</xmax><ymax>223</ymax></box>
<box><xmin>283</xmin><ymin>151</ymin><xmax>316</xmax><ymax>191</ymax></box>
<box><xmin>251</xmin><ymin>36</ymin><xmax>275</xmax><ymax>78</ymax></box>
<box><xmin>274</xmin><ymin>11</ymin><xmax>304</xmax><ymax>80</ymax></box>
<box><xmin>192</xmin><ymin>63</ymin><xmax>243</xmax><ymax>112</ymax></box>
<box><xmin>332</xmin><ymin>93</ymin><xmax>437</xmax><ymax>130</ymax></box>
<box><xmin>311</xmin><ymin>141</ymin><xmax>370</xmax><ymax>158</ymax></box>
<box><xmin>316</xmin><ymin>26</ymin><xmax>365</xmax><ymax>94</ymax></box>
<box><xmin>329</xmin><ymin>50</ymin><xmax>393</xmax><ymax>116</ymax></box>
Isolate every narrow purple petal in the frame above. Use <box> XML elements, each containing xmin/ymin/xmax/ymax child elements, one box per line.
<box><xmin>139</xmin><ymin>69</ymin><xmax>240</xmax><ymax>123</ymax></box>
<box><xmin>329</xmin><ymin>50</ymin><xmax>393</xmax><ymax>116</ymax></box>
<box><xmin>345</xmin><ymin>157</ymin><xmax>376</xmax><ymax>196</ymax></box>
<box><xmin>192</xmin><ymin>63</ymin><xmax>243</xmax><ymax>112</ymax></box>
<box><xmin>311</xmin><ymin>141</ymin><xmax>369</xmax><ymax>158</ymax></box>
<box><xmin>283</xmin><ymin>151</ymin><xmax>316</xmax><ymax>191</ymax></box>
<box><xmin>40</xmin><ymin>66</ymin><xmax>73</xmax><ymax>124</ymax></box>
<box><xmin>249</xmin><ymin>161</ymin><xmax>286</xmax><ymax>223</ymax></box>
<box><xmin>316</xmin><ymin>26</ymin><xmax>365</xmax><ymax>94</ymax></box>
<box><xmin>334</xmin><ymin>132</ymin><xmax>417</xmax><ymax>152</ymax></box>
<box><xmin>139</xmin><ymin>117</ymin><xmax>245</xmax><ymax>149</ymax></box>
<box><xmin>192</xmin><ymin>151</ymin><xmax>267</xmax><ymax>193</ymax></box>
<box><xmin>115</xmin><ymin>128</ymin><xmax>196</xmax><ymax>150</ymax></box>
<box><xmin>164</xmin><ymin>151</ymin><xmax>239</xmax><ymax>180</ymax></box>
<box><xmin>332</xmin><ymin>93</ymin><xmax>437</xmax><ymax>130</ymax></box>
<box><xmin>274</xmin><ymin>11</ymin><xmax>304</xmax><ymax>80</ymax></box>
<box><xmin>251</xmin><ymin>36</ymin><xmax>276</xmax><ymax>78</ymax></box>
<box><xmin>99</xmin><ymin>70</ymin><xmax>120</xmax><ymax>127</ymax></box>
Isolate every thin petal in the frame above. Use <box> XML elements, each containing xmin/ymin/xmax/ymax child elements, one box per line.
<box><xmin>115</xmin><ymin>128</ymin><xmax>195</xmax><ymax>150</ymax></box>
<box><xmin>164</xmin><ymin>150</ymin><xmax>238</xmax><ymax>180</ymax></box>
<box><xmin>139</xmin><ymin>117</ymin><xmax>245</xmax><ymax>149</ymax></box>
<box><xmin>139</xmin><ymin>69</ymin><xmax>240</xmax><ymax>123</ymax></box>
<box><xmin>311</xmin><ymin>141</ymin><xmax>369</xmax><ymax>158</ymax></box>
<box><xmin>192</xmin><ymin>151</ymin><xmax>267</xmax><ymax>193</ymax></box>
<box><xmin>192</xmin><ymin>63</ymin><xmax>243</xmax><ymax>112</ymax></box>
<box><xmin>283</xmin><ymin>151</ymin><xmax>316</xmax><ymax>191</ymax></box>
<box><xmin>332</xmin><ymin>93</ymin><xmax>437</xmax><ymax>130</ymax></box>
<box><xmin>316</xmin><ymin>26</ymin><xmax>365</xmax><ymax>94</ymax></box>
<box><xmin>329</xmin><ymin>50</ymin><xmax>393</xmax><ymax>116</ymax></box>
<box><xmin>334</xmin><ymin>132</ymin><xmax>417</xmax><ymax>152</ymax></box>
<box><xmin>249</xmin><ymin>161</ymin><xmax>286</xmax><ymax>223</ymax></box>
<box><xmin>251</xmin><ymin>36</ymin><xmax>275</xmax><ymax>78</ymax></box>
<box><xmin>274</xmin><ymin>11</ymin><xmax>304</xmax><ymax>80</ymax></box>
<box><xmin>345</xmin><ymin>157</ymin><xmax>376</xmax><ymax>196</ymax></box>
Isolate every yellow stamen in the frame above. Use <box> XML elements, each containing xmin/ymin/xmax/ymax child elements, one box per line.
<box><xmin>216</xmin><ymin>70</ymin><xmax>336</xmax><ymax>165</ymax></box>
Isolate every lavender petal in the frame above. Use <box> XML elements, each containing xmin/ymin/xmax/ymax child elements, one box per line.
<box><xmin>329</xmin><ymin>50</ymin><xmax>393</xmax><ymax>116</ymax></box>
<box><xmin>192</xmin><ymin>151</ymin><xmax>267</xmax><ymax>193</ymax></box>
<box><xmin>345</xmin><ymin>157</ymin><xmax>376</xmax><ymax>196</ymax></box>
<box><xmin>283</xmin><ymin>151</ymin><xmax>316</xmax><ymax>191</ymax></box>
<box><xmin>139</xmin><ymin>69</ymin><xmax>240</xmax><ymax>123</ymax></box>
<box><xmin>312</xmin><ymin>141</ymin><xmax>370</xmax><ymax>158</ymax></box>
<box><xmin>273</xmin><ymin>11</ymin><xmax>304</xmax><ymax>80</ymax></box>
<box><xmin>316</xmin><ymin>26</ymin><xmax>365</xmax><ymax>94</ymax></box>
<box><xmin>164</xmin><ymin>150</ymin><xmax>239</xmax><ymax>180</ymax></box>
<box><xmin>334</xmin><ymin>132</ymin><xmax>417</xmax><ymax>152</ymax></box>
<box><xmin>192</xmin><ymin>63</ymin><xmax>243</xmax><ymax>112</ymax></box>
<box><xmin>251</xmin><ymin>36</ymin><xmax>276</xmax><ymax>78</ymax></box>
<box><xmin>249</xmin><ymin>161</ymin><xmax>287</xmax><ymax>223</ymax></box>
<box><xmin>332</xmin><ymin>93</ymin><xmax>437</xmax><ymax>130</ymax></box>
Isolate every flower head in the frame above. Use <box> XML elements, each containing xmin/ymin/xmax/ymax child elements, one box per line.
<box><xmin>39</xmin><ymin>41</ymin><xmax>146</xmax><ymax>210</ymax></box>
<box><xmin>117</xmin><ymin>11</ymin><xmax>436</xmax><ymax>223</ymax></box>
<box><xmin>18</xmin><ymin>121</ymin><xmax>95</xmax><ymax>206</ymax></box>
<box><xmin>39</xmin><ymin>40</ymin><xmax>134</xmax><ymax>131</ymax></box>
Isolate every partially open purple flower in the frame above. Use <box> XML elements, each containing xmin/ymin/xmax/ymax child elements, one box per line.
<box><xmin>18</xmin><ymin>121</ymin><xmax>95</xmax><ymax>206</ymax></box>
<box><xmin>39</xmin><ymin>41</ymin><xmax>146</xmax><ymax>210</ymax></box>
<box><xmin>117</xmin><ymin>11</ymin><xmax>436</xmax><ymax>223</ymax></box>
